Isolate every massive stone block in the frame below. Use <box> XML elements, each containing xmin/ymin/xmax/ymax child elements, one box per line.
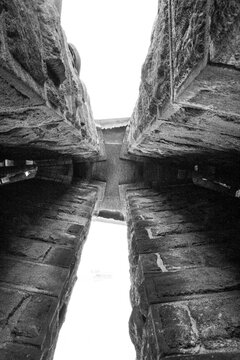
<box><xmin>0</xmin><ymin>0</ymin><xmax>99</xmax><ymax>160</ymax></box>
<box><xmin>0</xmin><ymin>179</ymin><xmax>99</xmax><ymax>359</ymax></box>
<box><xmin>127</xmin><ymin>0</ymin><xmax>240</xmax><ymax>165</ymax></box>
<box><xmin>126</xmin><ymin>184</ymin><xmax>240</xmax><ymax>359</ymax></box>
<box><xmin>129</xmin><ymin>0</ymin><xmax>170</xmax><ymax>143</ymax></box>
<box><xmin>172</xmin><ymin>0</ymin><xmax>210</xmax><ymax>96</ymax></box>
<box><xmin>210</xmin><ymin>0</ymin><xmax>240</xmax><ymax>68</ymax></box>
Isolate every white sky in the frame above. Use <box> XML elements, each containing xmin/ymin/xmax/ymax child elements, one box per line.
<box><xmin>54</xmin><ymin>219</ymin><xmax>135</xmax><ymax>360</ymax></box>
<box><xmin>62</xmin><ymin>0</ymin><xmax>157</xmax><ymax>120</ymax></box>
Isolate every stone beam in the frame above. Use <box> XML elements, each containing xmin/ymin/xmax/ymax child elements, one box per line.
<box><xmin>0</xmin><ymin>0</ymin><xmax>99</xmax><ymax>160</ymax></box>
<box><xmin>127</xmin><ymin>0</ymin><xmax>240</xmax><ymax>165</ymax></box>
<box><xmin>126</xmin><ymin>184</ymin><xmax>240</xmax><ymax>358</ymax></box>
<box><xmin>0</xmin><ymin>179</ymin><xmax>99</xmax><ymax>360</ymax></box>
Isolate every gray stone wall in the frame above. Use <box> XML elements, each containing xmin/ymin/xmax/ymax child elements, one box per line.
<box><xmin>127</xmin><ymin>0</ymin><xmax>240</xmax><ymax>165</ymax></box>
<box><xmin>0</xmin><ymin>0</ymin><xmax>99</xmax><ymax>160</ymax></box>
<box><xmin>126</xmin><ymin>184</ymin><xmax>240</xmax><ymax>359</ymax></box>
<box><xmin>0</xmin><ymin>179</ymin><xmax>99</xmax><ymax>359</ymax></box>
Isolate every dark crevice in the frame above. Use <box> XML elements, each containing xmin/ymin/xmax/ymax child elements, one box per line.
<box><xmin>208</xmin><ymin>60</ymin><xmax>240</xmax><ymax>72</ymax></box>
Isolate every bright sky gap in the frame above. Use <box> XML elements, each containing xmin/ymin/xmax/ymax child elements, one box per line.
<box><xmin>61</xmin><ymin>0</ymin><xmax>157</xmax><ymax>120</ymax></box>
<box><xmin>55</xmin><ymin>1</ymin><xmax>158</xmax><ymax>358</ymax></box>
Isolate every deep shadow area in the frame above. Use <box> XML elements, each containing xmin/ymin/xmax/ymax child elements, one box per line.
<box><xmin>98</xmin><ymin>209</ymin><xmax>125</xmax><ymax>222</ymax></box>
<box><xmin>0</xmin><ymin>179</ymin><xmax>98</xmax><ymax>359</ymax></box>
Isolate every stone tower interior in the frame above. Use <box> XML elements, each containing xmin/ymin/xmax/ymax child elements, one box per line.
<box><xmin>0</xmin><ymin>0</ymin><xmax>240</xmax><ymax>359</ymax></box>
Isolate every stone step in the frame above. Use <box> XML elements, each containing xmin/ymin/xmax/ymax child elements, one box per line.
<box><xmin>130</xmin><ymin>230</ymin><xmax>238</xmax><ymax>255</ymax></box>
<box><xmin>145</xmin><ymin>267</ymin><xmax>240</xmax><ymax>305</ymax></box>
<box><xmin>1</xmin><ymin>237</ymin><xmax>76</xmax><ymax>268</ymax></box>
<box><xmin>139</xmin><ymin>243</ymin><xmax>240</xmax><ymax>273</ymax></box>
<box><xmin>0</xmin><ymin>257</ymin><xmax>69</xmax><ymax>297</ymax></box>
<box><xmin>145</xmin><ymin>292</ymin><xmax>240</xmax><ymax>358</ymax></box>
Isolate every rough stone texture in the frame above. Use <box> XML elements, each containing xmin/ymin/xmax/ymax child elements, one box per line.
<box><xmin>126</xmin><ymin>184</ymin><xmax>240</xmax><ymax>359</ymax></box>
<box><xmin>0</xmin><ymin>179</ymin><xmax>98</xmax><ymax>359</ymax></box>
<box><xmin>0</xmin><ymin>0</ymin><xmax>99</xmax><ymax>160</ymax></box>
<box><xmin>128</xmin><ymin>0</ymin><xmax>170</xmax><ymax>143</ymax></box>
<box><xmin>127</xmin><ymin>0</ymin><xmax>240</xmax><ymax>165</ymax></box>
<box><xmin>172</xmin><ymin>0</ymin><xmax>210</xmax><ymax>95</ymax></box>
<box><xmin>177</xmin><ymin>65</ymin><xmax>240</xmax><ymax>116</ymax></box>
<box><xmin>0</xmin><ymin>343</ymin><xmax>42</xmax><ymax>360</ymax></box>
<box><xmin>91</xmin><ymin>126</ymin><xmax>143</xmax><ymax>218</ymax></box>
<box><xmin>1</xmin><ymin>1</ymin><xmax>240</xmax><ymax>360</ymax></box>
<box><xmin>210</xmin><ymin>0</ymin><xmax>240</xmax><ymax>68</ymax></box>
<box><xmin>130</xmin><ymin>105</ymin><xmax>240</xmax><ymax>164</ymax></box>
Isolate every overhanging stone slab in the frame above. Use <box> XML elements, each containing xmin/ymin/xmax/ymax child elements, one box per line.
<box><xmin>127</xmin><ymin>1</ymin><xmax>240</xmax><ymax>164</ymax></box>
<box><xmin>177</xmin><ymin>66</ymin><xmax>240</xmax><ymax>116</ymax></box>
<box><xmin>0</xmin><ymin>0</ymin><xmax>99</xmax><ymax>160</ymax></box>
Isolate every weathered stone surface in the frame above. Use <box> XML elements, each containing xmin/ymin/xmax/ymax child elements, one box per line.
<box><xmin>210</xmin><ymin>0</ymin><xmax>240</xmax><ymax>68</ymax></box>
<box><xmin>145</xmin><ymin>267</ymin><xmax>240</xmax><ymax>303</ymax></box>
<box><xmin>0</xmin><ymin>343</ymin><xmax>42</xmax><ymax>360</ymax></box>
<box><xmin>0</xmin><ymin>0</ymin><xmax>46</xmax><ymax>85</ymax></box>
<box><xmin>0</xmin><ymin>258</ymin><xmax>69</xmax><ymax>296</ymax></box>
<box><xmin>177</xmin><ymin>66</ymin><xmax>240</xmax><ymax>116</ymax></box>
<box><xmin>167</xmin><ymin>355</ymin><xmax>240</xmax><ymax>360</ymax></box>
<box><xmin>126</xmin><ymin>184</ymin><xmax>240</xmax><ymax>359</ymax></box>
<box><xmin>13</xmin><ymin>294</ymin><xmax>58</xmax><ymax>347</ymax></box>
<box><xmin>0</xmin><ymin>67</ymin><xmax>44</xmax><ymax>109</ymax></box>
<box><xmin>91</xmin><ymin>126</ymin><xmax>143</xmax><ymax>218</ymax></box>
<box><xmin>1</xmin><ymin>237</ymin><xmax>75</xmax><ymax>268</ymax></box>
<box><xmin>0</xmin><ymin>179</ymin><xmax>99</xmax><ymax>359</ymax></box>
<box><xmin>127</xmin><ymin>1</ymin><xmax>240</xmax><ymax>164</ymax></box>
<box><xmin>0</xmin><ymin>0</ymin><xmax>99</xmax><ymax>160</ymax></box>
<box><xmin>128</xmin><ymin>0</ymin><xmax>170</xmax><ymax>143</ymax></box>
<box><xmin>172</xmin><ymin>0</ymin><xmax>210</xmax><ymax>95</ymax></box>
<box><xmin>128</xmin><ymin>106</ymin><xmax>240</xmax><ymax>164</ymax></box>
<box><xmin>150</xmin><ymin>293</ymin><xmax>240</xmax><ymax>356</ymax></box>
<box><xmin>140</xmin><ymin>243</ymin><xmax>240</xmax><ymax>273</ymax></box>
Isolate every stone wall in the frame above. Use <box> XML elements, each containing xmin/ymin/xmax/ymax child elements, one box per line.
<box><xmin>0</xmin><ymin>0</ymin><xmax>99</xmax><ymax>160</ymax></box>
<box><xmin>126</xmin><ymin>183</ymin><xmax>240</xmax><ymax>359</ymax></box>
<box><xmin>127</xmin><ymin>0</ymin><xmax>240</xmax><ymax>165</ymax></box>
<box><xmin>36</xmin><ymin>157</ymin><xmax>73</xmax><ymax>185</ymax></box>
<box><xmin>0</xmin><ymin>179</ymin><xmax>99</xmax><ymax>359</ymax></box>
